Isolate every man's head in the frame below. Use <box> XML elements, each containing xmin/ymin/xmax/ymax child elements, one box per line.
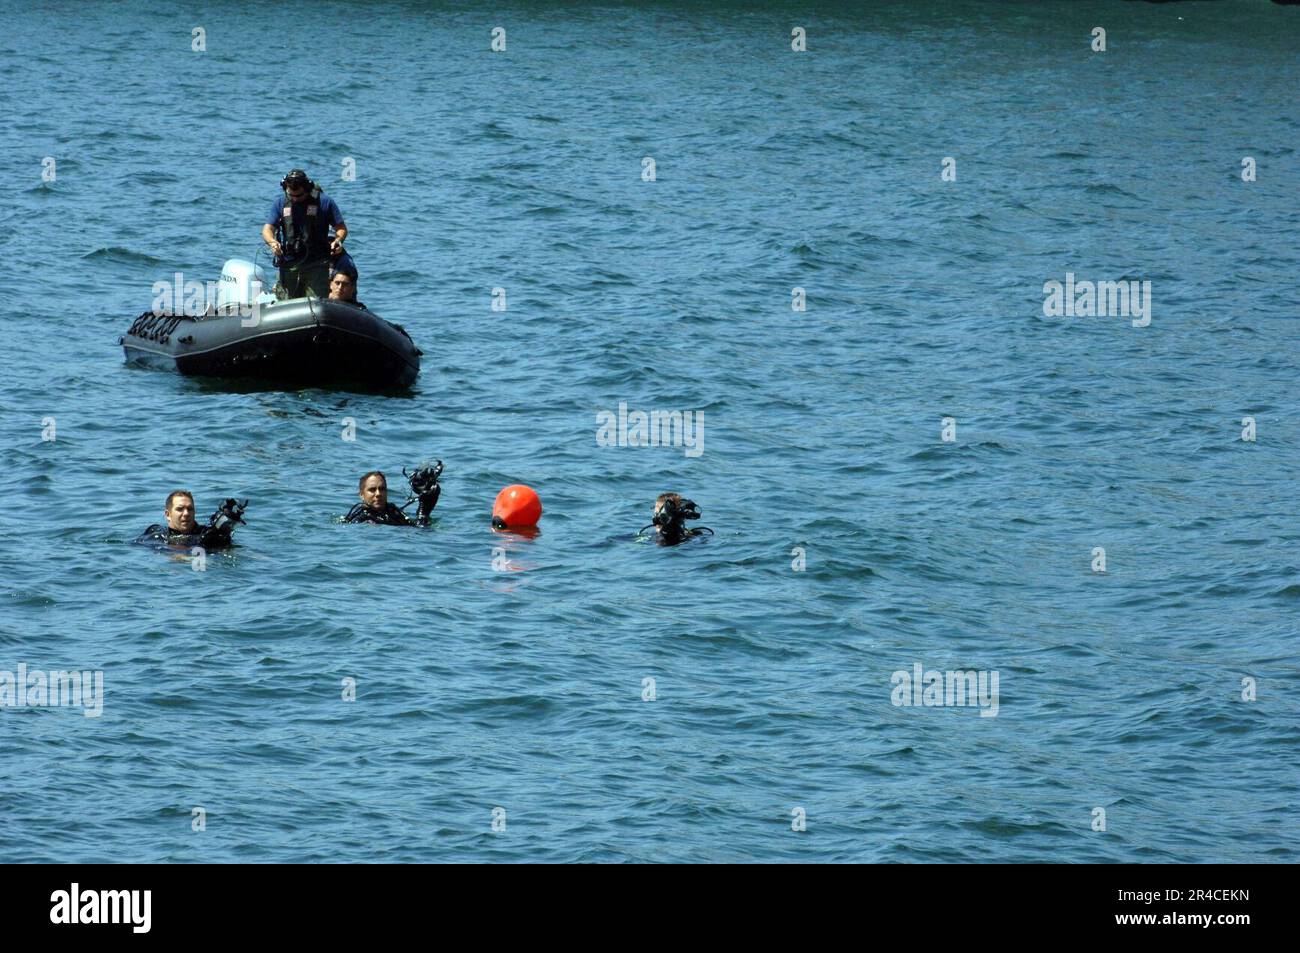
<box><xmin>282</xmin><ymin>169</ymin><xmax>312</xmax><ymax>203</ymax></box>
<box><xmin>358</xmin><ymin>471</ymin><xmax>387</xmax><ymax>511</ymax></box>
<box><xmin>165</xmin><ymin>490</ymin><xmax>197</xmax><ymax>532</ymax></box>
<box><xmin>653</xmin><ymin>493</ymin><xmax>703</xmax><ymax>538</ymax></box>
<box><xmin>329</xmin><ymin>270</ymin><xmax>357</xmax><ymax>302</ymax></box>
<box><xmin>654</xmin><ymin>493</ymin><xmax>682</xmax><ymax>525</ymax></box>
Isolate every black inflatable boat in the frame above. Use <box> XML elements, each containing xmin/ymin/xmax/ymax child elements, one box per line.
<box><xmin>121</xmin><ymin>260</ymin><xmax>420</xmax><ymax>389</ymax></box>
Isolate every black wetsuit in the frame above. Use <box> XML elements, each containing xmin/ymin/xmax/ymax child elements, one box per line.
<box><xmin>344</xmin><ymin>488</ymin><xmax>439</xmax><ymax>527</ymax></box>
<box><xmin>344</xmin><ymin>503</ymin><xmax>416</xmax><ymax>526</ymax></box>
<box><xmin>135</xmin><ymin>524</ymin><xmax>235</xmax><ymax>550</ymax></box>
<box><xmin>656</xmin><ymin>526</ymin><xmax>692</xmax><ymax>546</ymax></box>
<box><xmin>652</xmin><ymin>523</ymin><xmax>713</xmax><ymax>547</ymax></box>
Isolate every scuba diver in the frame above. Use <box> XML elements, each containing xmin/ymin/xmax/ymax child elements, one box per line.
<box><xmin>260</xmin><ymin>168</ymin><xmax>347</xmax><ymax>300</ymax></box>
<box><xmin>344</xmin><ymin>462</ymin><xmax>442</xmax><ymax>527</ymax></box>
<box><xmin>135</xmin><ymin>491</ymin><xmax>247</xmax><ymax>550</ymax></box>
<box><xmin>638</xmin><ymin>493</ymin><xmax>714</xmax><ymax>546</ymax></box>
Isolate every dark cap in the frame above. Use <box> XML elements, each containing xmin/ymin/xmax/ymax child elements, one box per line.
<box><xmin>330</xmin><ymin>253</ymin><xmax>358</xmax><ymax>280</ymax></box>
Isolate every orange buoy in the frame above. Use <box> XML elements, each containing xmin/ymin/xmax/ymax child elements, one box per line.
<box><xmin>492</xmin><ymin>484</ymin><xmax>542</xmax><ymax>529</ymax></box>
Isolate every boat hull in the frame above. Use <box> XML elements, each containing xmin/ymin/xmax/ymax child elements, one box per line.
<box><xmin>121</xmin><ymin>298</ymin><xmax>420</xmax><ymax>390</ymax></box>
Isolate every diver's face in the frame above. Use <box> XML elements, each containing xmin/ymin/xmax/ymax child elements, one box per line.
<box><xmin>286</xmin><ymin>183</ymin><xmax>308</xmax><ymax>203</ymax></box>
<box><xmin>166</xmin><ymin>496</ymin><xmax>196</xmax><ymax>532</ymax></box>
<box><xmin>329</xmin><ymin>273</ymin><xmax>356</xmax><ymax>301</ymax></box>
<box><xmin>360</xmin><ymin>476</ymin><xmax>387</xmax><ymax>511</ymax></box>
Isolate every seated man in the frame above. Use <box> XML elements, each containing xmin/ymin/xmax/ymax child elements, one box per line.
<box><xmin>344</xmin><ymin>464</ymin><xmax>441</xmax><ymax>527</ymax></box>
<box><xmin>641</xmin><ymin>493</ymin><xmax>713</xmax><ymax>546</ymax></box>
<box><xmin>260</xmin><ymin>168</ymin><xmax>347</xmax><ymax>300</ymax></box>
<box><xmin>136</xmin><ymin>490</ymin><xmax>246</xmax><ymax>550</ymax></box>
<box><xmin>328</xmin><ymin>254</ymin><xmax>365</xmax><ymax>309</ymax></box>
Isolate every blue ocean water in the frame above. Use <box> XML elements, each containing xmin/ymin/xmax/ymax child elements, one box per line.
<box><xmin>1</xmin><ymin>0</ymin><xmax>1297</xmax><ymax>862</ymax></box>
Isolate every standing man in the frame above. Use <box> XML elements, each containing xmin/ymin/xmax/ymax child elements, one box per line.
<box><xmin>261</xmin><ymin>168</ymin><xmax>347</xmax><ymax>299</ymax></box>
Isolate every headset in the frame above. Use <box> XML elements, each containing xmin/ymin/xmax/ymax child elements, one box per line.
<box><xmin>280</xmin><ymin>169</ymin><xmax>314</xmax><ymax>193</ymax></box>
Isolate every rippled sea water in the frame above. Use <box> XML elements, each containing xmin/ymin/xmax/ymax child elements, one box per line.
<box><xmin>2</xmin><ymin>1</ymin><xmax>1298</xmax><ymax>862</ymax></box>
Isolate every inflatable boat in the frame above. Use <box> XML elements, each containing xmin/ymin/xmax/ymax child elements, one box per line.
<box><xmin>121</xmin><ymin>260</ymin><xmax>421</xmax><ymax>389</ymax></box>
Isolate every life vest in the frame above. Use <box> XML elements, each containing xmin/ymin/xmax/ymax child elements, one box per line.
<box><xmin>276</xmin><ymin>185</ymin><xmax>329</xmax><ymax>261</ymax></box>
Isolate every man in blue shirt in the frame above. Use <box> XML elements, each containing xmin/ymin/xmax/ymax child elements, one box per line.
<box><xmin>260</xmin><ymin>168</ymin><xmax>347</xmax><ymax>299</ymax></box>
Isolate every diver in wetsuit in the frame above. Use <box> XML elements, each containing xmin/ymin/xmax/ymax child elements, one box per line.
<box><xmin>639</xmin><ymin>493</ymin><xmax>714</xmax><ymax>546</ymax></box>
<box><xmin>135</xmin><ymin>490</ymin><xmax>247</xmax><ymax>550</ymax></box>
<box><xmin>344</xmin><ymin>463</ymin><xmax>442</xmax><ymax>527</ymax></box>
<box><xmin>260</xmin><ymin>168</ymin><xmax>347</xmax><ymax>299</ymax></box>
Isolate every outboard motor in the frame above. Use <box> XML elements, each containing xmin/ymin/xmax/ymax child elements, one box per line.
<box><xmin>216</xmin><ymin>259</ymin><xmax>273</xmax><ymax>310</ymax></box>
